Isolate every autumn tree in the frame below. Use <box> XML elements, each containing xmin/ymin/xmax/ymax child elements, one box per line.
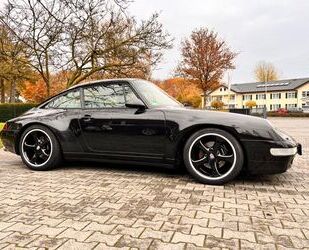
<box><xmin>0</xmin><ymin>25</ymin><xmax>34</xmax><ymax>102</ymax></box>
<box><xmin>177</xmin><ymin>28</ymin><xmax>237</xmax><ymax>108</ymax></box>
<box><xmin>1</xmin><ymin>0</ymin><xmax>172</xmax><ymax>95</ymax></box>
<box><xmin>0</xmin><ymin>0</ymin><xmax>68</xmax><ymax>97</ymax></box>
<box><xmin>211</xmin><ymin>100</ymin><xmax>224</xmax><ymax>110</ymax></box>
<box><xmin>254</xmin><ymin>61</ymin><xmax>279</xmax><ymax>82</ymax></box>
<box><xmin>20</xmin><ymin>71</ymin><xmax>68</xmax><ymax>103</ymax></box>
<box><xmin>158</xmin><ymin>77</ymin><xmax>202</xmax><ymax>107</ymax></box>
<box><xmin>245</xmin><ymin>100</ymin><xmax>257</xmax><ymax>109</ymax></box>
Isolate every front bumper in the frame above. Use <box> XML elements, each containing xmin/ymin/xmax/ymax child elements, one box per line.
<box><xmin>242</xmin><ymin>138</ymin><xmax>301</xmax><ymax>175</ymax></box>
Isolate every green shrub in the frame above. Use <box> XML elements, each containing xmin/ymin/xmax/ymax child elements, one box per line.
<box><xmin>0</xmin><ymin>103</ymin><xmax>37</xmax><ymax>122</ymax></box>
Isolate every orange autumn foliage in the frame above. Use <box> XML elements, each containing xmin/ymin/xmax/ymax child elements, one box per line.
<box><xmin>20</xmin><ymin>72</ymin><xmax>68</xmax><ymax>103</ymax></box>
<box><xmin>158</xmin><ymin>77</ymin><xmax>202</xmax><ymax>108</ymax></box>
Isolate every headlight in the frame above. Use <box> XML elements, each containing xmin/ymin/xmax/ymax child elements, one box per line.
<box><xmin>273</xmin><ymin>127</ymin><xmax>295</xmax><ymax>142</ymax></box>
<box><xmin>265</xmin><ymin>119</ymin><xmax>295</xmax><ymax>142</ymax></box>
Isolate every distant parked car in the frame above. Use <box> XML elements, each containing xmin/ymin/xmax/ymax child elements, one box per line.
<box><xmin>302</xmin><ymin>106</ymin><xmax>309</xmax><ymax>113</ymax></box>
<box><xmin>0</xmin><ymin>79</ymin><xmax>302</xmax><ymax>185</ymax></box>
<box><xmin>277</xmin><ymin>108</ymin><xmax>288</xmax><ymax>115</ymax></box>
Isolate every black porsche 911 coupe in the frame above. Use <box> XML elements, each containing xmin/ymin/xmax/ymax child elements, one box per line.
<box><xmin>0</xmin><ymin>79</ymin><xmax>302</xmax><ymax>184</ymax></box>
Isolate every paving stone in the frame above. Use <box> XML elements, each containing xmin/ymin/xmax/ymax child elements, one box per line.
<box><xmin>223</xmin><ymin>229</ymin><xmax>256</xmax><ymax>243</ymax></box>
<box><xmin>161</xmin><ymin>222</ymin><xmax>192</xmax><ymax>234</ymax></box>
<box><xmin>57</xmin><ymin>219</ymin><xmax>90</xmax><ymax>231</ymax></box>
<box><xmin>0</xmin><ymin>118</ymin><xmax>308</xmax><ymax>249</ymax></box>
<box><xmin>171</xmin><ymin>232</ymin><xmax>205</xmax><ymax>247</ymax></box>
<box><xmin>3</xmin><ymin>223</ymin><xmax>39</xmax><ymax>234</ymax></box>
<box><xmin>56</xmin><ymin>228</ymin><xmax>93</xmax><ymax>241</ymax></box>
<box><xmin>32</xmin><ymin>225</ymin><xmax>66</xmax><ymax>237</ymax></box>
<box><xmin>140</xmin><ymin>228</ymin><xmax>174</xmax><ymax>242</ymax></box>
<box><xmin>1</xmin><ymin>232</ymin><xmax>39</xmax><ymax>247</ymax></box>
<box><xmin>26</xmin><ymin>235</ymin><xmax>68</xmax><ymax>249</ymax></box>
<box><xmin>115</xmin><ymin>235</ymin><xmax>153</xmax><ymax>249</ymax></box>
<box><xmin>57</xmin><ymin>239</ymin><xmax>97</xmax><ymax>250</ymax></box>
<box><xmin>191</xmin><ymin>225</ymin><xmax>222</xmax><ymax>238</ymax></box>
<box><xmin>149</xmin><ymin>239</ymin><xmax>185</xmax><ymax>250</ymax></box>
<box><xmin>132</xmin><ymin>219</ymin><xmax>163</xmax><ymax>230</ymax></box>
<box><xmin>85</xmin><ymin>232</ymin><xmax>122</xmax><ymax>246</ymax></box>
<box><xmin>82</xmin><ymin>221</ymin><xmax>116</xmax><ymax>233</ymax></box>
<box><xmin>110</xmin><ymin>225</ymin><xmax>144</xmax><ymax>238</ymax></box>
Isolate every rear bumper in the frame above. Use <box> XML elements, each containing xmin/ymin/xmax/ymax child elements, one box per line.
<box><xmin>0</xmin><ymin>130</ymin><xmax>18</xmax><ymax>154</ymax></box>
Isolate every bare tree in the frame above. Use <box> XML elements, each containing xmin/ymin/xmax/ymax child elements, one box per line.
<box><xmin>0</xmin><ymin>0</ymin><xmax>69</xmax><ymax>97</ymax></box>
<box><xmin>177</xmin><ymin>28</ymin><xmax>237</xmax><ymax>107</ymax></box>
<box><xmin>254</xmin><ymin>61</ymin><xmax>279</xmax><ymax>82</ymax></box>
<box><xmin>0</xmin><ymin>0</ymin><xmax>172</xmax><ymax>96</ymax></box>
<box><xmin>61</xmin><ymin>0</ymin><xmax>171</xmax><ymax>86</ymax></box>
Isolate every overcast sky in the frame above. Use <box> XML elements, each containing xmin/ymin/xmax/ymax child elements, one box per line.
<box><xmin>129</xmin><ymin>0</ymin><xmax>309</xmax><ymax>83</ymax></box>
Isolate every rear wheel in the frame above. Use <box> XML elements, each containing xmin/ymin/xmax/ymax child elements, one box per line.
<box><xmin>183</xmin><ymin>128</ymin><xmax>244</xmax><ymax>185</ymax></box>
<box><xmin>19</xmin><ymin>125</ymin><xmax>62</xmax><ymax>170</ymax></box>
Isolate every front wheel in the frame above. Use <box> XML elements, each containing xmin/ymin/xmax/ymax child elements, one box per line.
<box><xmin>19</xmin><ymin>125</ymin><xmax>62</xmax><ymax>170</ymax></box>
<box><xmin>183</xmin><ymin>128</ymin><xmax>244</xmax><ymax>185</ymax></box>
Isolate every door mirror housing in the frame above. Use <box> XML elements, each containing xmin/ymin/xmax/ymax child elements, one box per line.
<box><xmin>125</xmin><ymin>99</ymin><xmax>146</xmax><ymax>112</ymax></box>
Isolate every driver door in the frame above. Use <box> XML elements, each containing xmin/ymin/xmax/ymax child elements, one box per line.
<box><xmin>79</xmin><ymin>82</ymin><xmax>167</xmax><ymax>160</ymax></box>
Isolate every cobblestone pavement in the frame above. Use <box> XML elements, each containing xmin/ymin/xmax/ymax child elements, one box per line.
<box><xmin>0</xmin><ymin>118</ymin><xmax>308</xmax><ymax>249</ymax></box>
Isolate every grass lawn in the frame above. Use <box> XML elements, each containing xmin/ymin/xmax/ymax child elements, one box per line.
<box><xmin>0</xmin><ymin>123</ymin><xmax>4</xmax><ymax>149</ymax></box>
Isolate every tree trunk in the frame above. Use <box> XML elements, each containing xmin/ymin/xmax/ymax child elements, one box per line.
<box><xmin>203</xmin><ymin>92</ymin><xmax>207</xmax><ymax>108</ymax></box>
<box><xmin>9</xmin><ymin>79</ymin><xmax>16</xmax><ymax>103</ymax></box>
<box><xmin>0</xmin><ymin>79</ymin><xmax>5</xmax><ymax>103</ymax></box>
<box><xmin>46</xmin><ymin>82</ymin><xmax>50</xmax><ymax>97</ymax></box>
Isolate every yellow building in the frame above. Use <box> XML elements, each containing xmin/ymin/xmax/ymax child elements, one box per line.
<box><xmin>203</xmin><ymin>77</ymin><xmax>309</xmax><ymax>111</ymax></box>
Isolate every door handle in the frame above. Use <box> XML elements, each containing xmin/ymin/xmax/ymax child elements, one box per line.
<box><xmin>101</xmin><ymin>124</ymin><xmax>112</xmax><ymax>131</ymax></box>
<box><xmin>82</xmin><ymin>114</ymin><xmax>92</xmax><ymax>122</ymax></box>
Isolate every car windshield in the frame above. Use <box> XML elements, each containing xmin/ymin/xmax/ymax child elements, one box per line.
<box><xmin>132</xmin><ymin>79</ymin><xmax>183</xmax><ymax>108</ymax></box>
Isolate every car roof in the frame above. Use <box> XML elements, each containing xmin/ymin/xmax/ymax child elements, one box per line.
<box><xmin>68</xmin><ymin>78</ymin><xmax>140</xmax><ymax>90</ymax></box>
<box><xmin>38</xmin><ymin>78</ymin><xmax>142</xmax><ymax>108</ymax></box>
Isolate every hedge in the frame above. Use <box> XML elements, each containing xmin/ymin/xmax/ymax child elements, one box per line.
<box><xmin>267</xmin><ymin>112</ymin><xmax>309</xmax><ymax>117</ymax></box>
<box><xmin>0</xmin><ymin>103</ymin><xmax>37</xmax><ymax>122</ymax></box>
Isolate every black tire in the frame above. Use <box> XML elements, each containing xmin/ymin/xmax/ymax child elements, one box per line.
<box><xmin>183</xmin><ymin>128</ymin><xmax>244</xmax><ymax>185</ymax></box>
<box><xmin>19</xmin><ymin>125</ymin><xmax>62</xmax><ymax>170</ymax></box>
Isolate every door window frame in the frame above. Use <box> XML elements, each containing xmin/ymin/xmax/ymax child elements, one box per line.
<box><xmin>81</xmin><ymin>81</ymin><xmax>147</xmax><ymax>110</ymax></box>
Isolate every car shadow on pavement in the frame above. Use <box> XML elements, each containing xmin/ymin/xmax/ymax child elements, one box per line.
<box><xmin>57</xmin><ymin>160</ymin><xmax>281</xmax><ymax>185</ymax></box>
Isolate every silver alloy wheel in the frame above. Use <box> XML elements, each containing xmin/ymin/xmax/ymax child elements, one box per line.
<box><xmin>188</xmin><ymin>133</ymin><xmax>236</xmax><ymax>181</ymax></box>
<box><xmin>21</xmin><ymin>129</ymin><xmax>53</xmax><ymax>168</ymax></box>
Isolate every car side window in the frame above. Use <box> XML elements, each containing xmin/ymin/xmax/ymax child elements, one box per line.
<box><xmin>83</xmin><ymin>83</ymin><xmax>125</xmax><ymax>108</ymax></box>
<box><xmin>123</xmin><ymin>85</ymin><xmax>141</xmax><ymax>104</ymax></box>
<box><xmin>45</xmin><ymin>89</ymin><xmax>81</xmax><ymax>109</ymax></box>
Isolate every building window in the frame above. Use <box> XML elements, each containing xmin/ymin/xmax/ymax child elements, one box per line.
<box><xmin>228</xmin><ymin>104</ymin><xmax>235</xmax><ymax>108</ymax></box>
<box><xmin>256</xmin><ymin>94</ymin><xmax>266</xmax><ymax>100</ymax></box>
<box><xmin>257</xmin><ymin>105</ymin><xmax>265</xmax><ymax>109</ymax></box>
<box><xmin>302</xmin><ymin>91</ymin><xmax>309</xmax><ymax>98</ymax></box>
<box><xmin>229</xmin><ymin>95</ymin><xmax>235</xmax><ymax>101</ymax></box>
<box><xmin>243</xmin><ymin>94</ymin><xmax>252</xmax><ymax>101</ymax></box>
<box><xmin>272</xmin><ymin>104</ymin><xmax>281</xmax><ymax>111</ymax></box>
<box><xmin>286</xmin><ymin>104</ymin><xmax>297</xmax><ymax>110</ymax></box>
<box><xmin>286</xmin><ymin>92</ymin><xmax>297</xmax><ymax>99</ymax></box>
<box><xmin>271</xmin><ymin>93</ymin><xmax>281</xmax><ymax>99</ymax></box>
<box><xmin>212</xmin><ymin>96</ymin><xmax>222</xmax><ymax>101</ymax></box>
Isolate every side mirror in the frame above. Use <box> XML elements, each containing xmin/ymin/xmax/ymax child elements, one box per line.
<box><xmin>125</xmin><ymin>99</ymin><xmax>146</xmax><ymax>113</ymax></box>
